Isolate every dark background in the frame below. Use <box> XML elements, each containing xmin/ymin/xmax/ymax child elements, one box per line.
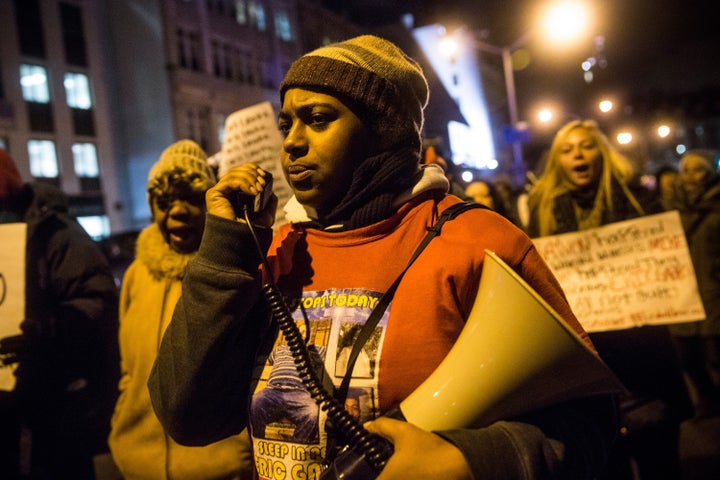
<box><xmin>322</xmin><ymin>0</ymin><xmax>718</xmax><ymax>119</ymax></box>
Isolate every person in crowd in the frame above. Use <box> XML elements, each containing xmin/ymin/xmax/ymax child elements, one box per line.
<box><xmin>108</xmin><ymin>140</ymin><xmax>254</xmax><ymax>479</ymax></box>
<box><xmin>516</xmin><ymin>171</ymin><xmax>539</xmax><ymax>231</ymax></box>
<box><xmin>526</xmin><ymin>119</ymin><xmax>694</xmax><ymax>480</ymax></box>
<box><xmin>0</xmin><ymin>148</ymin><xmax>120</xmax><ymax>479</ymax></box>
<box><xmin>464</xmin><ymin>179</ymin><xmax>498</xmax><ymax>210</ymax></box>
<box><xmin>654</xmin><ymin>164</ymin><xmax>680</xmax><ymax>211</ymax></box>
<box><xmin>148</xmin><ymin>35</ymin><xmax>618</xmax><ymax>480</ymax></box>
<box><xmin>464</xmin><ymin>178</ymin><xmax>518</xmax><ymax>225</ymax></box>
<box><xmin>493</xmin><ymin>173</ymin><xmax>524</xmax><ymax>227</ymax></box>
<box><xmin>668</xmin><ymin>148</ymin><xmax>720</xmax><ymax>419</ymax></box>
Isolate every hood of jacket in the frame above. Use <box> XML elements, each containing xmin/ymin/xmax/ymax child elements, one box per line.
<box><xmin>135</xmin><ymin>223</ymin><xmax>196</xmax><ymax>281</ymax></box>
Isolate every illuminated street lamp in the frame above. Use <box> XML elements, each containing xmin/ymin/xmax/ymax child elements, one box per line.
<box><xmin>443</xmin><ymin>1</ymin><xmax>591</xmax><ymax>185</ymax></box>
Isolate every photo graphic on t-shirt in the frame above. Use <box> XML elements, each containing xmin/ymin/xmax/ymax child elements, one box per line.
<box><xmin>249</xmin><ymin>288</ymin><xmax>389</xmax><ymax>480</ymax></box>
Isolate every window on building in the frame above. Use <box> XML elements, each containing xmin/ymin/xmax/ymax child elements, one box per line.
<box><xmin>189</xmin><ymin>33</ymin><xmax>201</xmax><ymax>71</ymax></box>
<box><xmin>22</xmin><ymin>65</ymin><xmax>54</xmax><ymax>132</ymax></box>
<box><xmin>247</xmin><ymin>52</ymin><xmax>256</xmax><ymax>84</ymax></box>
<box><xmin>274</xmin><ymin>10</ymin><xmax>293</xmax><ymax>41</ymax></box>
<box><xmin>223</xmin><ymin>45</ymin><xmax>233</xmax><ymax>79</ymax></box>
<box><xmin>20</xmin><ymin>64</ymin><xmax>50</xmax><ymax>103</ymax></box>
<box><xmin>212</xmin><ymin>41</ymin><xmax>234</xmax><ymax>79</ymax></box>
<box><xmin>72</xmin><ymin>142</ymin><xmax>98</xmax><ymax>177</ymax></box>
<box><xmin>28</xmin><ymin>139</ymin><xmax>59</xmax><ymax>178</ymax></box>
<box><xmin>182</xmin><ymin>107</ymin><xmax>211</xmax><ymax>151</ymax></box>
<box><xmin>211</xmin><ymin>40</ymin><xmax>221</xmax><ymax>76</ymax></box>
<box><xmin>14</xmin><ymin>0</ymin><xmax>46</xmax><ymax>58</ymax></box>
<box><xmin>77</xmin><ymin>215</ymin><xmax>110</xmax><ymax>240</ymax></box>
<box><xmin>235</xmin><ymin>0</ymin><xmax>247</xmax><ymax>24</ymax></box>
<box><xmin>64</xmin><ymin>72</ymin><xmax>92</xmax><ymax>109</ymax></box>
<box><xmin>248</xmin><ymin>1</ymin><xmax>266</xmax><ymax>31</ymax></box>
<box><xmin>177</xmin><ymin>29</ymin><xmax>202</xmax><ymax>71</ymax></box>
<box><xmin>60</xmin><ymin>2</ymin><xmax>88</xmax><ymax>66</ymax></box>
<box><xmin>26</xmin><ymin>102</ymin><xmax>54</xmax><ymax>132</ymax></box>
<box><xmin>232</xmin><ymin>47</ymin><xmax>244</xmax><ymax>82</ymax></box>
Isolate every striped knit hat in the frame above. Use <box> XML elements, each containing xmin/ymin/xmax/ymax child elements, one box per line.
<box><xmin>280</xmin><ymin>35</ymin><xmax>429</xmax><ymax>151</ymax></box>
<box><xmin>147</xmin><ymin>139</ymin><xmax>216</xmax><ymax>198</ymax></box>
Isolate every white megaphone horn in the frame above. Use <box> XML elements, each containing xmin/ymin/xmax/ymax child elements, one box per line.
<box><xmin>397</xmin><ymin>249</ymin><xmax>625</xmax><ymax>431</ymax></box>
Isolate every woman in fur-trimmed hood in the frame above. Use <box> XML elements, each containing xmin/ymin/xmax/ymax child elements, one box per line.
<box><xmin>108</xmin><ymin>140</ymin><xmax>254</xmax><ymax>479</ymax></box>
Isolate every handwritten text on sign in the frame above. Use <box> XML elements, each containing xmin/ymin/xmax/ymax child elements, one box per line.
<box><xmin>0</xmin><ymin>223</ymin><xmax>27</xmax><ymax>391</ymax></box>
<box><xmin>532</xmin><ymin>211</ymin><xmax>705</xmax><ymax>332</ymax></box>
<box><xmin>219</xmin><ymin>101</ymin><xmax>293</xmax><ymax>213</ymax></box>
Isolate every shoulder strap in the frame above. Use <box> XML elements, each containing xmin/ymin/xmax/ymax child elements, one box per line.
<box><xmin>334</xmin><ymin>201</ymin><xmax>487</xmax><ymax>403</ymax></box>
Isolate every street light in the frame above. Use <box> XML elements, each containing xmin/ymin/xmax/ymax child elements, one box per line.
<box><xmin>443</xmin><ymin>1</ymin><xmax>591</xmax><ymax>186</ymax></box>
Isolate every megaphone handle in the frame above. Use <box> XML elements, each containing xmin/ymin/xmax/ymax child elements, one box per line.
<box><xmin>320</xmin><ymin>408</ymin><xmax>406</xmax><ymax>480</ymax></box>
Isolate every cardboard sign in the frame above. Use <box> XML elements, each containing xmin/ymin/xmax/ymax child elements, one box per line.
<box><xmin>532</xmin><ymin>211</ymin><xmax>705</xmax><ymax>332</ymax></box>
<box><xmin>0</xmin><ymin>223</ymin><xmax>27</xmax><ymax>391</ymax></box>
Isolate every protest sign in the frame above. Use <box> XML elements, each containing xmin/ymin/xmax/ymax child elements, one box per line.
<box><xmin>532</xmin><ymin>211</ymin><xmax>705</xmax><ymax>332</ymax></box>
<box><xmin>218</xmin><ymin>101</ymin><xmax>293</xmax><ymax>218</ymax></box>
<box><xmin>0</xmin><ymin>223</ymin><xmax>26</xmax><ymax>390</ymax></box>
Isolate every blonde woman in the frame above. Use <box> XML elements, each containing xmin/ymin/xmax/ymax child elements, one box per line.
<box><xmin>527</xmin><ymin>119</ymin><xmax>693</xmax><ymax>480</ymax></box>
<box><xmin>526</xmin><ymin>119</ymin><xmax>649</xmax><ymax>237</ymax></box>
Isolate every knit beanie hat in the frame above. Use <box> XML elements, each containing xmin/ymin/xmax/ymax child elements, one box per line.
<box><xmin>280</xmin><ymin>35</ymin><xmax>429</xmax><ymax>152</ymax></box>
<box><xmin>147</xmin><ymin>139</ymin><xmax>216</xmax><ymax>199</ymax></box>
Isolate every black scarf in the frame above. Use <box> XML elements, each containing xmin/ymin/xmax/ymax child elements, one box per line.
<box><xmin>553</xmin><ymin>176</ymin><xmax>644</xmax><ymax>234</ymax></box>
<box><xmin>320</xmin><ymin>146</ymin><xmax>420</xmax><ymax>230</ymax></box>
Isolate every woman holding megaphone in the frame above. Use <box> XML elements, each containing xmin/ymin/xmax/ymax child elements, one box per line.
<box><xmin>149</xmin><ymin>36</ymin><xmax>619</xmax><ymax>480</ymax></box>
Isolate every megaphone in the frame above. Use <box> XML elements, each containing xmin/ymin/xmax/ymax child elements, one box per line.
<box><xmin>322</xmin><ymin>249</ymin><xmax>625</xmax><ymax>479</ymax></box>
<box><xmin>398</xmin><ymin>249</ymin><xmax>625</xmax><ymax>430</ymax></box>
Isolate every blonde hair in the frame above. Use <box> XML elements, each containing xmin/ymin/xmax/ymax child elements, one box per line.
<box><xmin>528</xmin><ymin>119</ymin><xmax>644</xmax><ymax>236</ymax></box>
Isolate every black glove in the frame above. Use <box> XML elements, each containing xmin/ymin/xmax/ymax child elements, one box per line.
<box><xmin>0</xmin><ymin>334</ymin><xmax>31</xmax><ymax>366</ymax></box>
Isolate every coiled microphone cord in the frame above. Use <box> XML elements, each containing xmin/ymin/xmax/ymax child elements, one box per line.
<box><xmin>244</xmin><ymin>206</ymin><xmax>392</xmax><ymax>474</ymax></box>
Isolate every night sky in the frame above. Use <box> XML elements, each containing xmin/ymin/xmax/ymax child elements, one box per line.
<box><xmin>322</xmin><ymin>0</ymin><xmax>719</xmax><ymax>117</ymax></box>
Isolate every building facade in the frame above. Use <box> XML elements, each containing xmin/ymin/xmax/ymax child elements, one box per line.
<box><xmin>0</xmin><ymin>0</ymin><xmax>369</xmax><ymax>236</ymax></box>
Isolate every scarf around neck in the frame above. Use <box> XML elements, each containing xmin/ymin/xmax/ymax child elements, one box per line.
<box><xmin>283</xmin><ymin>158</ymin><xmax>450</xmax><ymax>230</ymax></box>
<box><xmin>301</xmin><ymin>147</ymin><xmax>423</xmax><ymax>230</ymax></box>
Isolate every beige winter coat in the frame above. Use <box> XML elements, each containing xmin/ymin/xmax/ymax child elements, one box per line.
<box><xmin>109</xmin><ymin>224</ymin><xmax>254</xmax><ymax>479</ymax></box>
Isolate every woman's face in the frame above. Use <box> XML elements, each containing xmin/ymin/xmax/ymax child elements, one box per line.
<box><xmin>278</xmin><ymin>88</ymin><xmax>372</xmax><ymax>213</ymax></box>
<box><xmin>151</xmin><ymin>185</ymin><xmax>206</xmax><ymax>254</ymax></box>
<box><xmin>680</xmin><ymin>154</ymin><xmax>710</xmax><ymax>195</ymax></box>
<box><xmin>557</xmin><ymin>127</ymin><xmax>603</xmax><ymax>188</ymax></box>
<box><xmin>465</xmin><ymin>181</ymin><xmax>494</xmax><ymax>209</ymax></box>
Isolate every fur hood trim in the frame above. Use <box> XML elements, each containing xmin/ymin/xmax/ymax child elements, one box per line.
<box><xmin>135</xmin><ymin>223</ymin><xmax>195</xmax><ymax>281</ymax></box>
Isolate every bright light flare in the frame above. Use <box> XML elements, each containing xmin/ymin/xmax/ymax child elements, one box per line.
<box><xmin>598</xmin><ymin>100</ymin><xmax>613</xmax><ymax>113</ymax></box>
<box><xmin>616</xmin><ymin>132</ymin><xmax>633</xmax><ymax>144</ymax></box>
<box><xmin>439</xmin><ymin>37</ymin><xmax>459</xmax><ymax>59</ymax></box>
<box><xmin>542</xmin><ymin>2</ymin><xmax>590</xmax><ymax>43</ymax></box>
<box><xmin>538</xmin><ymin>109</ymin><xmax>553</xmax><ymax>123</ymax></box>
<box><xmin>657</xmin><ymin>125</ymin><xmax>671</xmax><ymax>138</ymax></box>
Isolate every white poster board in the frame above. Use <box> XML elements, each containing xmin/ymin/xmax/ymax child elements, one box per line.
<box><xmin>0</xmin><ymin>223</ymin><xmax>27</xmax><ymax>391</ymax></box>
<box><xmin>532</xmin><ymin>211</ymin><xmax>705</xmax><ymax>332</ymax></box>
<box><xmin>219</xmin><ymin>101</ymin><xmax>293</xmax><ymax>219</ymax></box>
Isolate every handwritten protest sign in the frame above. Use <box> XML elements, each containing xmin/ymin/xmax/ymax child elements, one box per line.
<box><xmin>219</xmin><ymin>101</ymin><xmax>293</xmax><ymax>219</ymax></box>
<box><xmin>0</xmin><ymin>223</ymin><xmax>27</xmax><ymax>391</ymax></box>
<box><xmin>532</xmin><ymin>211</ymin><xmax>705</xmax><ymax>332</ymax></box>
